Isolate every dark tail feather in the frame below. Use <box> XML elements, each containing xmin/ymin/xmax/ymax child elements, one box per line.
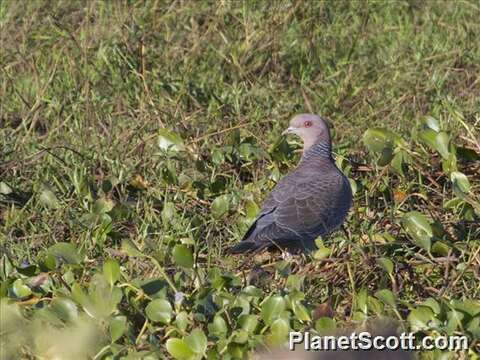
<box><xmin>227</xmin><ymin>241</ymin><xmax>266</xmax><ymax>255</ymax></box>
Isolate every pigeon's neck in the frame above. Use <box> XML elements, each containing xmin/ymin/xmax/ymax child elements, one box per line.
<box><xmin>301</xmin><ymin>141</ymin><xmax>332</xmax><ymax>161</ymax></box>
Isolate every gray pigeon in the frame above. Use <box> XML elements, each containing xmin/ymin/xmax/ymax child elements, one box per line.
<box><xmin>229</xmin><ymin>114</ymin><xmax>352</xmax><ymax>254</ymax></box>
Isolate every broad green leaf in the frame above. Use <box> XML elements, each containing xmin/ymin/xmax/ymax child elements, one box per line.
<box><xmin>377</xmin><ymin>147</ymin><xmax>394</xmax><ymax>166</ymax></box>
<box><xmin>12</xmin><ymin>279</ymin><xmax>31</xmax><ymax>298</ymax></box>
<box><xmin>211</xmin><ymin>195</ymin><xmax>230</xmax><ymax>219</ymax></box>
<box><xmin>424</xmin><ymin>116</ymin><xmax>440</xmax><ymax>132</ymax></box>
<box><xmin>208</xmin><ymin>314</ymin><xmax>228</xmax><ymax>337</ymax></box>
<box><xmin>121</xmin><ymin>239</ymin><xmax>144</xmax><ymax>257</ymax></box>
<box><xmin>408</xmin><ymin>306</ymin><xmax>436</xmax><ymax>332</ymax></box>
<box><xmin>362</xmin><ymin>128</ymin><xmax>395</xmax><ymax>153</ymax></box>
<box><xmin>421</xmin><ymin>298</ymin><xmax>441</xmax><ymax>314</ymax></box>
<box><xmin>313</xmin><ymin>246</ymin><xmax>330</xmax><ymax>260</ymax></box>
<box><xmin>103</xmin><ymin>259</ymin><xmax>121</xmax><ymax>287</ymax></box>
<box><xmin>185</xmin><ymin>328</ymin><xmax>207</xmax><ymax>355</ymax></box>
<box><xmin>162</xmin><ymin>202</ymin><xmax>176</xmax><ymax>223</ymax></box>
<box><xmin>374</xmin><ymin>289</ymin><xmax>396</xmax><ymax>308</ymax></box>
<box><xmin>315</xmin><ymin>317</ymin><xmax>337</xmax><ymax>334</ymax></box>
<box><xmin>39</xmin><ymin>188</ymin><xmax>59</xmax><ymax>208</ymax></box>
<box><xmin>93</xmin><ymin>197</ymin><xmax>115</xmax><ymax>214</ymax></box>
<box><xmin>110</xmin><ymin>315</ymin><xmax>127</xmax><ymax>342</ymax></box>
<box><xmin>402</xmin><ymin>211</ymin><xmax>433</xmax><ymax>251</ymax></box>
<box><xmin>261</xmin><ymin>295</ymin><xmax>286</xmax><ymax>325</ymax></box>
<box><xmin>175</xmin><ymin>311</ymin><xmax>190</xmax><ymax>333</ymax></box>
<box><xmin>50</xmin><ymin>298</ymin><xmax>78</xmax><ymax>322</ymax></box>
<box><xmin>158</xmin><ymin>129</ymin><xmax>184</xmax><ymax>152</ymax></box>
<box><xmin>377</xmin><ymin>257</ymin><xmax>394</xmax><ymax>274</ymax></box>
<box><xmin>435</xmin><ymin>131</ymin><xmax>451</xmax><ymax>158</ymax></box>
<box><xmin>239</xmin><ymin>314</ymin><xmax>258</xmax><ymax>334</ymax></box>
<box><xmin>266</xmin><ymin>318</ymin><xmax>289</xmax><ymax>346</ymax></box>
<box><xmin>47</xmin><ymin>242</ymin><xmax>80</xmax><ymax>265</ymax></box>
<box><xmin>431</xmin><ymin>241</ymin><xmax>450</xmax><ymax>256</ymax></box>
<box><xmin>0</xmin><ymin>182</ymin><xmax>12</xmax><ymax>194</ymax></box>
<box><xmin>244</xmin><ymin>200</ymin><xmax>259</xmax><ymax>220</ymax></box>
<box><xmin>450</xmin><ymin>299</ymin><xmax>480</xmax><ymax>317</ymax></box>
<box><xmin>145</xmin><ymin>299</ymin><xmax>172</xmax><ymax>324</ymax></box>
<box><xmin>451</xmin><ymin>171</ymin><xmax>471</xmax><ymax>198</ymax></box>
<box><xmin>166</xmin><ymin>338</ymin><xmax>195</xmax><ymax>360</ymax></box>
<box><xmin>172</xmin><ymin>245</ymin><xmax>194</xmax><ymax>268</ymax></box>
<box><xmin>419</xmin><ymin>129</ymin><xmax>437</xmax><ymax>150</ymax></box>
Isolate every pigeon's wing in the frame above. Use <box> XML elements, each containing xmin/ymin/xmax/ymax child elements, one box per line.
<box><xmin>273</xmin><ymin>169</ymin><xmax>351</xmax><ymax>238</ymax></box>
<box><xmin>229</xmin><ymin>168</ymin><xmax>351</xmax><ymax>253</ymax></box>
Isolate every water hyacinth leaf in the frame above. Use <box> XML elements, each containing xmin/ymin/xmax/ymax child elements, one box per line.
<box><xmin>208</xmin><ymin>314</ymin><xmax>228</xmax><ymax>337</ymax></box>
<box><xmin>239</xmin><ymin>314</ymin><xmax>258</xmax><ymax>333</ymax></box>
<box><xmin>103</xmin><ymin>259</ymin><xmax>121</xmax><ymax>287</ymax></box>
<box><xmin>419</xmin><ymin>129</ymin><xmax>438</xmax><ymax>150</ymax></box>
<box><xmin>211</xmin><ymin>195</ymin><xmax>230</xmax><ymax>219</ymax></box>
<box><xmin>315</xmin><ymin>317</ymin><xmax>337</xmax><ymax>334</ymax></box>
<box><xmin>47</xmin><ymin>242</ymin><xmax>80</xmax><ymax>265</ymax></box>
<box><xmin>435</xmin><ymin>131</ymin><xmax>451</xmax><ymax>158</ymax></box>
<box><xmin>408</xmin><ymin>306</ymin><xmax>436</xmax><ymax>332</ymax></box>
<box><xmin>121</xmin><ymin>239</ymin><xmax>144</xmax><ymax>257</ymax></box>
<box><xmin>374</xmin><ymin>289</ymin><xmax>397</xmax><ymax>308</ymax></box>
<box><xmin>377</xmin><ymin>257</ymin><xmax>394</xmax><ymax>275</ymax></box>
<box><xmin>172</xmin><ymin>245</ymin><xmax>194</xmax><ymax>268</ymax></box>
<box><xmin>266</xmin><ymin>318</ymin><xmax>290</xmax><ymax>346</ymax></box>
<box><xmin>39</xmin><ymin>188</ymin><xmax>59</xmax><ymax>208</ymax></box>
<box><xmin>450</xmin><ymin>171</ymin><xmax>471</xmax><ymax>198</ymax></box>
<box><xmin>12</xmin><ymin>279</ymin><xmax>32</xmax><ymax>298</ymax></box>
<box><xmin>166</xmin><ymin>338</ymin><xmax>195</xmax><ymax>360</ymax></box>
<box><xmin>50</xmin><ymin>298</ymin><xmax>78</xmax><ymax>322</ymax></box>
<box><xmin>424</xmin><ymin>116</ymin><xmax>440</xmax><ymax>132</ymax></box>
<box><xmin>402</xmin><ymin>211</ymin><xmax>433</xmax><ymax>251</ymax></box>
<box><xmin>0</xmin><ymin>182</ymin><xmax>13</xmax><ymax>194</ymax></box>
<box><xmin>110</xmin><ymin>315</ymin><xmax>127</xmax><ymax>342</ymax></box>
<box><xmin>362</xmin><ymin>128</ymin><xmax>395</xmax><ymax>153</ymax></box>
<box><xmin>158</xmin><ymin>129</ymin><xmax>184</xmax><ymax>152</ymax></box>
<box><xmin>261</xmin><ymin>295</ymin><xmax>286</xmax><ymax>325</ymax></box>
<box><xmin>93</xmin><ymin>197</ymin><xmax>115</xmax><ymax>214</ymax></box>
<box><xmin>185</xmin><ymin>328</ymin><xmax>207</xmax><ymax>355</ymax></box>
<box><xmin>145</xmin><ymin>299</ymin><xmax>173</xmax><ymax>324</ymax></box>
<box><xmin>175</xmin><ymin>311</ymin><xmax>190</xmax><ymax>333</ymax></box>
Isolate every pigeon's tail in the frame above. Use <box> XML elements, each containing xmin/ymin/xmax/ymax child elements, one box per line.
<box><xmin>227</xmin><ymin>241</ymin><xmax>267</xmax><ymax>255</ymax></box>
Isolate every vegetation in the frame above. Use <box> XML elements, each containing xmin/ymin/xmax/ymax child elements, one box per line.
<box><xmin>1</xmin><ymin>1</ymin><xmax>479</xmax><ymax>359</ymax></box>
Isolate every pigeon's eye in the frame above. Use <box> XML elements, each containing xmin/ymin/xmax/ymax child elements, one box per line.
<box><xmin>304</xmin><ymin>121</ymin><xmax>312</xmax><ymax>128</ymax></box>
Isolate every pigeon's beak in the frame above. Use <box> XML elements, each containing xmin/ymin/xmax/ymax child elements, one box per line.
<box><xmin>282</xmin><ymin>126</ymin><xmax>296</xmax><ymax>136</ymax></box>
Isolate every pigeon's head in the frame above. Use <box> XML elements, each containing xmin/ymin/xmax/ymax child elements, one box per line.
<box><xmin>282</xmin><ymin>114</ymin><xmax>331</xmax><ymax>151</ymax></box>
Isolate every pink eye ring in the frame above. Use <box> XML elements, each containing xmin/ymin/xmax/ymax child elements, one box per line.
<box><xmin>304</xmin><ymin>121</ymin><xmax>312</xmax><ymax>127</ymax></box>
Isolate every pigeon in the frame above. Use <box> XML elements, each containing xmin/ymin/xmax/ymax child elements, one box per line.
<box><xmin>229</xmin><ymin>114</ymin><xmax>352</xmax><ymax>254</ymax></box>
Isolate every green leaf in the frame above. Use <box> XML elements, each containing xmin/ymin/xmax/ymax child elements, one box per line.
<box><xmin>313</xmin><ymin>246</ymin><xmax>330</xmax><ymax>260</ymax></box>
<box><xmin>47</xmin><ymin>242</ymin><xmax>80</xmax><ymax>265</ymax></box>
<box><xmin>450</xmin><ymin>299</ymin><xmax>480</xmax><ymax>317</ymax></box>
<box><xmin>244</xmin><ymin>200</ymin><xmax>259</xmax><ymax>220</ymax></box>
<box><xmin>93</xmin><ymin>197</ymin><xmax>115</xmax><ymax>214</ymax></box>
<box><xmin>12</xmin><ymin>279</ymin><xmax>32</xmax><ymax>298</ymax></box>
<box><xmin>424</xmin><ymin>116</ymin><xmax>440</xmax><ymax>132</ymax></box>
<box><xmin>185</xmin><ymin>328</ymin><xmax>207</xmax><ymax>355</ymax></box>
<box><xmin>110</xmin><ymin>315</ymin><xmax>127</xmax><ymax>342</ymax></box>
<box><xmin>121</xmin><ymin>239</ymin><xmax>144</xmax><ymax>257</ymax></box>
<box><xmin>315</xmin><ymin>317</ymin><xmax>336</xmax><ymax>334</ymax></box>
<box><xmin>431</xmin><ymin>241</ymin><xmax>450</xmax><ymax>257</ymax></box>
<box><xmin>266</xmin><ymin>318</ymin><xmax>290</xmax><ymax>346</ymax></box>
<box><xmin>172</xmin><ymin>245</ymin><xmax>194</xmax><ymax>268</ymax></box>
<box><xmin>261</xmin><ymin>295</ymin><xmax>286</xmax><ymax>325</ymax></box>
<box><xmin>0</xmin><ymin>182</ymin><xmax>12</xmax><ymax>195</ymax></box>
<box><xmin>239</xmin><ymin>314</ymin><xmax>258</xmax><ymax>334</ymax></box>
<box><xmin>162</xmin><ymin>202</ymin><xmax>176</xmax><ymax>224</ymax></box>
<box><xmin>166</xmin><ymin>338</ymin><xmax>195</xmax><ymax>360</ymax></box>
<box><xmin>158</xmin><ymin>129</ymin><xmax>184</xmax><ymax>152</ymax></box>
<box><xmin>145</xmin><ymin>299</ymin><xmax>172</xmax><ymax>324</ymax></box>
<box><xmin>402</xmin><ymin>211</ymin><xmax>433</xmax><ymax>251</ymax></box>
<box><xmin>103</xmin><ymin>259</ymin><xmax>121</xmax><ymax>287</ymax></box>
<box><xmin>376</xmin><ymin>257</ymin><xmax>394</xmax><ymax>274</ymax></box>
<box><xmin>419</xmin><ymin>129</ymin><xmax>438</xmax><ymax>150</ymax></box>
<box><xmin>374</xmin><ymin>289</ymin><xmax>397</xmax><ymax>308</ymax></box>
<box><xmin>208</xmin><ymin>314</ymin><xmax>228</xmax><ymax>337</ymax></box>
<box><xmin>451</xmin><ymin>171</ymin><xmax>471</xmax><ymax>198</ymax></box>
<box><xmin>211</xmin><ymin>195</ymin><xmax>230</xmax><ymax>219</ymax></box>
<box><xmin>362</xmin><ymin>128</ymin><xmax>395</xmax><ymax>153</ymax></box>
<box><xmin>435</xmin><ymin>131</ymin><xmax>451</xmax><ymax>158</ymax></box>
<box><xmin>39</xmin><ymin>188</ymin><xmax>59</xmax><ymax>208</ymax></box>
<box><xmin>50</xmin><ymin>298</ymin><xmax>78</xmax><ymax>322</ymax></box>
<box><xmin>421</xmin><ymin>298</ymin><xmax>441</xmax><ymax>314</ymax></box>
<box><xmin>175</xmin><ymin>311</ymin><xmax>190</xmax><ymax>333</ymax></box>
<box><xmin>377</xmin><ymin>146</ymin><xmax>394</xmax><ymax>166</ymax></box>
<box><xmin>408</xmin><ymin>306</ymin><xmax>436</xmax><ymax>332</ymax></box>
